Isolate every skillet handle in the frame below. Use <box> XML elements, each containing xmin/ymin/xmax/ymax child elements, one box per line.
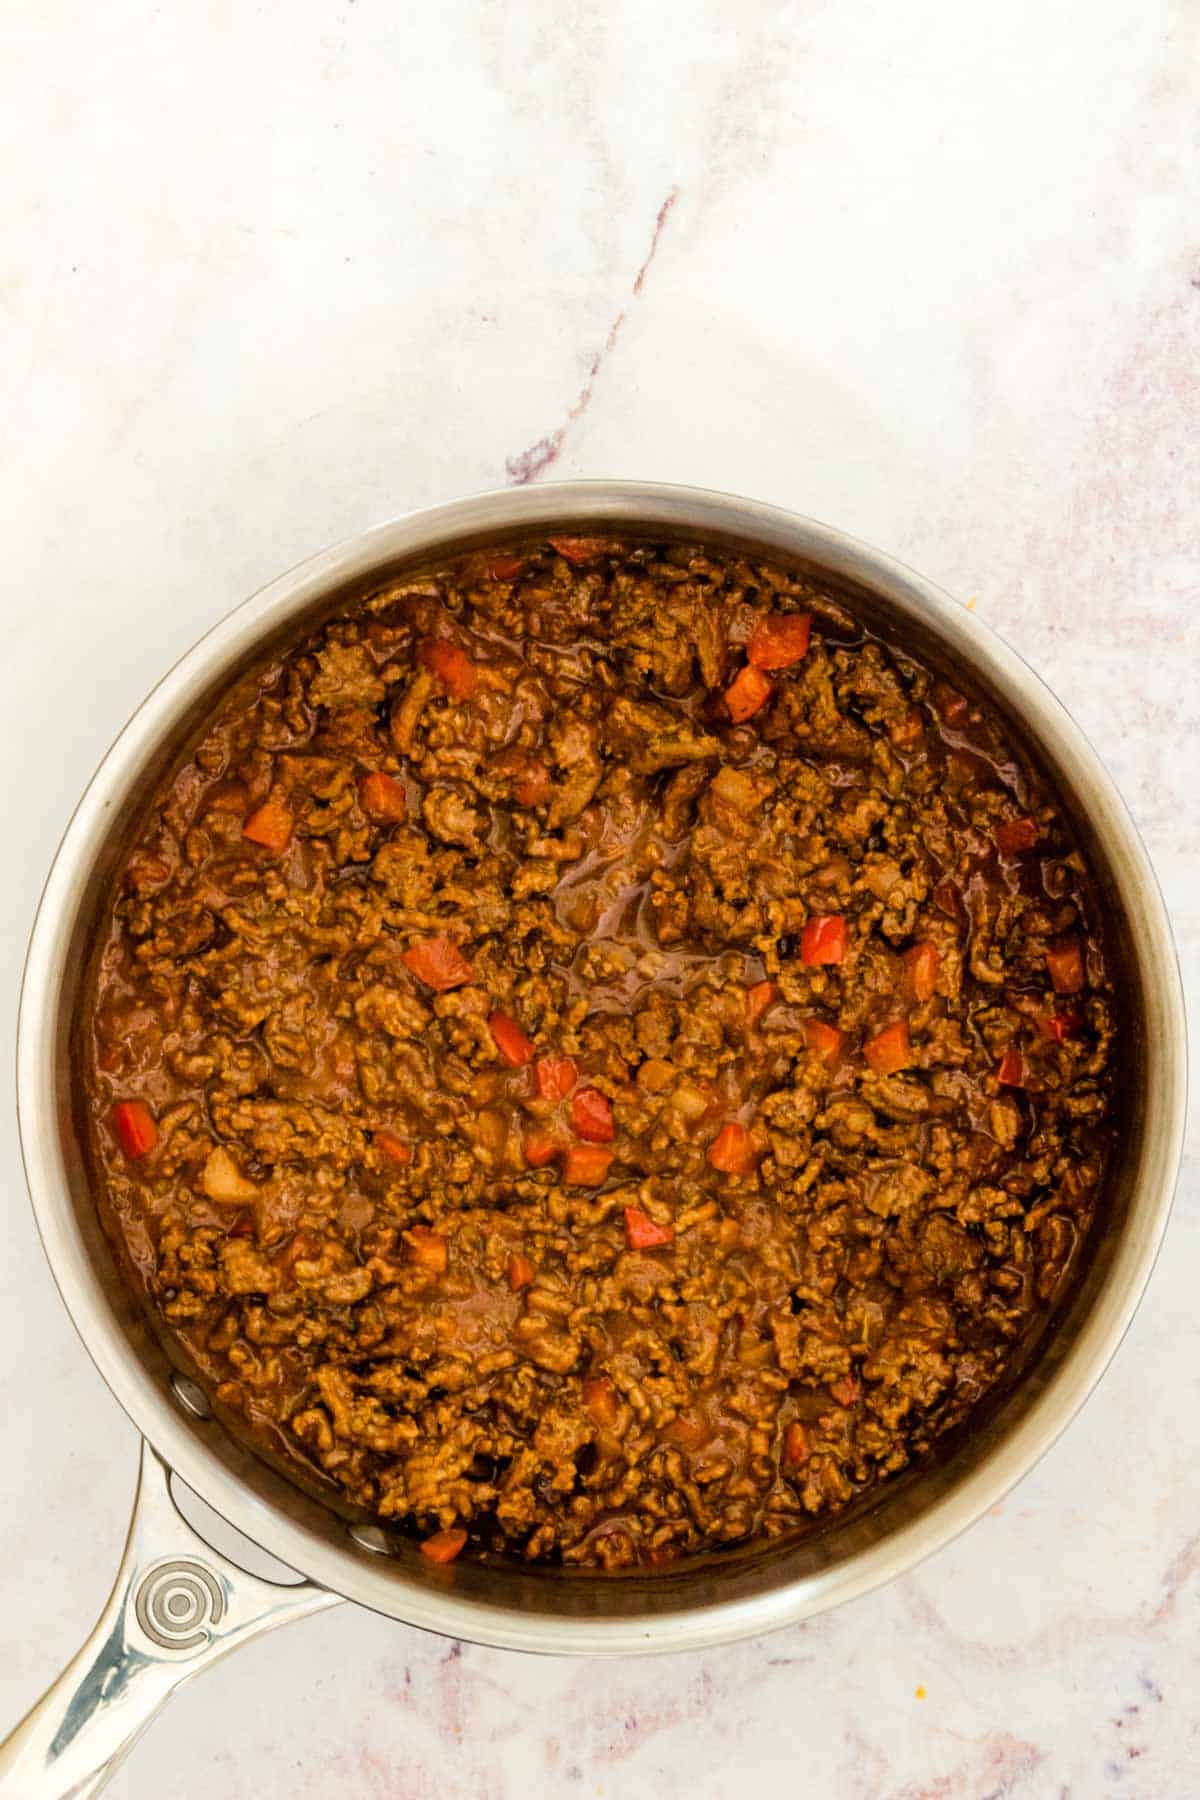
<box><xmin>0</xmin><ymin>1438</ymin><xmax>342</xmax><ymax>1798</ymax></box>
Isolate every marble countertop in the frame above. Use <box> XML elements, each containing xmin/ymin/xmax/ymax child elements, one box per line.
<box><xmin>3</xmin><ymin>3</ymin><xmax>1197</xmax><ymax>1794</ymax></box>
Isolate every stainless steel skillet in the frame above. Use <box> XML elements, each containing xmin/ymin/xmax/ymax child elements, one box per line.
<box><xmin>3</xmin><ymin>482</ymin><xmax>1186</xmax><ymax>1796</ymax></box>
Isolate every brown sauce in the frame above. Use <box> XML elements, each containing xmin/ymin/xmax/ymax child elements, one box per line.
<box><xmin>82</xmin><ymin>537</ymin><xmax>1116</xmax><ymax>1569</ymax></box>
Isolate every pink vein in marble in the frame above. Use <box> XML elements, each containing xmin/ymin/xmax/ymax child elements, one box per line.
<box><xmin>505</xmin><ymin>187</ymin><xmax>679</xmax><ymax>484</ymax></box>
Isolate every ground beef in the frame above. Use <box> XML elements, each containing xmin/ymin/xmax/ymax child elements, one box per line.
<box><xmin>84</xmin><ymin>534</ymin><xmax>1116</xmax><ymax>1571</ymax></box>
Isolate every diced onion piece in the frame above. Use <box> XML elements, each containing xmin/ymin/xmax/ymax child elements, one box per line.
<box><xmin>670</xmin><ymin>1080</ymin><xmax>709</xmax><ymax>1122</ymax></box>
<box><xmin>637</xmin><ymin>1058</ymin><xmax>676</xmax><ymax>1094</ymax></box>
<box><xmin>202</xmin><ymin>1145</ymin><xmax>258</xmax><ymax>1203</ymax></box>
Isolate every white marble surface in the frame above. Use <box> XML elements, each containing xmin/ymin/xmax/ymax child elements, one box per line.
<box><xmin>3</xmin><ymin>3</ymin><xmax>1198</xmax><ymax>1794</ymax></box>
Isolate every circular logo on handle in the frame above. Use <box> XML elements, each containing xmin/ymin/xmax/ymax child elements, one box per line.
<box><xmin>134</xmin><ymin>1559</ymin><xmax>226</xmax><ymax>1651</ymax></box>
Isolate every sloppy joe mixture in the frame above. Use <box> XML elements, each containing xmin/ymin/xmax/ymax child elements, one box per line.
<box><xmin>85</xmin><ymin>536</ymin><xmax>1115</xmax><ymax>1570</ymax></box>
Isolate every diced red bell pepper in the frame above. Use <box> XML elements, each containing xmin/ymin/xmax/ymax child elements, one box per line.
<box><xmin>374</xmin><ymin>1131</ymin><xmax>412</xmax><ymax>1166</ymax></box>
<box><xmin>276</xmin><ymin>1230</ymin><xmax>317</xmax><ymax>1280</ymax></box>
<box><xmin>665</xmin><ymin>1408</ymin><xmax>707</xmax><ymax>1449</ymax></box>
<box><xmin>515</xmin><ymin>762</ymin><xmax>551</xmax><ymax>807</ymax></box>
<box><xmin>401</xmin><ymin>936</ymin><xmax>474</xmax><ymax>991</ymax></box>
<box><xmin>623</xmin><ymin>1206</ymin><xmax>674</xmax><ymax>1250</ymax></box>
<box><xmin>506</xmin><ymin>1252</ymin><xmax>536</xmax><ymax>1291</ymax></box>
<box><xmin>407</xmin><ymin>1226</ymin><xmax>448</xmax><ymax>1273</ymax></box>
<box><xmin>933</xmin><ymin>879</ymin><xmax>965</xmax><ymax>922</ymax></box>
<box><xmin>745</xmin><ymin>980</ymin><xmax>775</xmax><ymax>1029</ymax></box>
<box><xmin>888</xmin><ymin>708</ymin><xmax>924</xmax><ymax>750</ymax></box>
<box><xmin>486</xmin><ymin>552</ymin><xmax>525</xmax><ymax>580</ymax></box>
<box><xmin>995</xmin><ymin>815</ymin><xmax>1039</xmax><ymax>855</ymax></box>
<box><xmin>1039</xmin><ymin>1010</ymin><xmax>1081</xmax><ymax>1042</ymax></box>
<box><xmin>904</xmin><ymin>942</ymin><xmax>939</xmax><ymax>1002</ymax></box>
<box><xmin>782</xmin><ymin>1421</ymin><xmax>810</xmax><ymax>1467</ymax></box>
<box><xmin>571</xmin><ymin>1087</ymin><xmax>614</xmax><ymax>1143</ymax></box>
<box><xmin>563</xmin><ymin>1144</ymin><xmax>613</xmax><ymax>1186</ymax></box>
<box><xmin>207</xmin><ymin>782</ymin><xmax>250</xmax><ymax>816</ymax></box>
<box><xmin>112</xmin><ymin>1099</ymin><xmax>158</xmax><ymax>1159</ymax></box>
<box><xmin>420</xmin><ymin>1527</ymin><xmax>467</xmax><ymax>1564</ymax></box>
<box><xmin>829</xmin><ymin>1373</ymin><xmax>861</xmax><ymax>1407</ymax></box>
<box><xmin>242</xmin><ymin>799</ymin><xmax>294</xmax><ymax>853</ymax></box>
<box><xmin>493</xmin><ymin>748</ymin><xmax>552</xmax><ymax>807</ymax></box>
<box><xmin>801</xmin><ymin>914</ymin><xmax>847</xmax><ymax>966</ymax></box>
<box><xmin>547</xmin><ymin>536</ymin><xmax>615</xmax><ymax>566</ymax></box>
<box><xmin>534</xmin><ymin>1055</ymin><xmax>577</xmax><ymax>1102</ymax></box>
<box><xmin>864</xmin><ymin>1020</ymin><xmax>913</xmax><ymax>1075</ymax></box>
<box><xmin>725</xmin><ymin>664</ymin><xmax>773</xmax><ymax>724</ymax></box>
<box><xmin>489</xmin><ymin>1010</ymin><xmax>535</xmax><ymax>1068</ymax></box>
<box><xmin>583</xmin><ymin>1374</ymin><xmax>618</xmax><ymax>1426</ymax></box>
<box><xmin>1046</xmin><ymin>939</ymin><xmax>1085</xmax><ymax>995</ymax></box>
<box><xmin>418</xmin><ymin>637</ymin><xmax>477</xmax><ymax>700</ymax></box>
<box><xmin>747</xmin><ymin>612</ymin><xmax>812</xmax><ymax>670</ymax></box>
<box><xmin>935</xmin><ymin>684</ymin><xmax>968</xmax><ymax>726</ymax></box>
<box><xmin>707</xmin><ymin>1121</ymin><xmax>757</xmax><ymax>1175</ymax></box>
<box><xmin>358</xmin><ymin>770</ymin><xmax>407</xmax><ymax>823</ymax></box>
<box><xmin>523</xmin><ymin>1130</ymin><xmax>561</xmax><ymax>1168</ymax></box>
<box><xmin>804</xmin><ymin>1018</ymin><xmax>845</xmax><ymax>1063</ymax></box>
<box><xmin>997</xmin><ymin>1048</ymin><xmax>1025</xmax><ymax>1087</ymax></box>
<box><xmin>948</xmin><ymin>749</ymin><xmax>983</xmax><ymax>792</ymax></box>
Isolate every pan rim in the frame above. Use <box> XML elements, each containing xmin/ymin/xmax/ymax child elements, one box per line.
<box><xmin>17</xmin><ymin>478</ymin><xmax>1187</xmax><ymax>1654</ymax></box>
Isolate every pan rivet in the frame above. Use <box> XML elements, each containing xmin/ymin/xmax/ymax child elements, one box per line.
<box><xmin>171</xmin><ymin>1374</ymin><xmax>212</xmax><ymax>1420</ymax></box>
<box><xmin>348</xmin><ymin>1524</ymin><xmax>391</xmax><ymax>1557</ymax></box>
